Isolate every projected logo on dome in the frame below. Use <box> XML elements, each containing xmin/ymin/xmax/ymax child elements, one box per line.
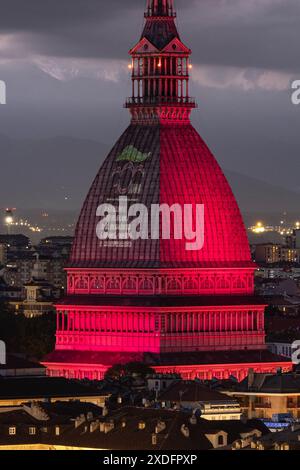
<box><xmin>116</xmin><ymin>145</ymin><xmax>152</xmax><ymax>163</ymax></box>
<box><xmin>112</xmin><ymin>162</ymin><xmax>145</xmax><ymax>196</ymax></box>
<box><xmin>112</xmin><ymin>145</ymin><xmax>152</xmax><ymax>196</ymax></box>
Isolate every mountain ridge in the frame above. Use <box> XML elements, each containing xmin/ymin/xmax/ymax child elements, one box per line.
<box><xmin>0</xmin><ymin>134</ymin><xmax>299</xmax><ymax>214</ymax></box>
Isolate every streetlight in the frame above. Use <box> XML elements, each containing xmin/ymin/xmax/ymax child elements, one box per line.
<box><xmin>4</xmin><ymin>208</ymin><xmax>15</xmax><ymax>234</ymax></box>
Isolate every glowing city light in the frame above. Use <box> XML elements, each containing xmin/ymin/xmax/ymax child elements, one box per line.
<box><xmin>252</xmin><ymin>222</ymin><xmax>266</xmax><ymax>234</ymax></box>
<box><xmin>5</xmin><ymin>216</ymin><xmax>13</xmax><ymax>225</ymax></box>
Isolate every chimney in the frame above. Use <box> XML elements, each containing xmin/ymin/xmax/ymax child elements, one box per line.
<box><xmin>248</xmin><ymin>368</ymin><xmax>255</xmax><ymax>390</ymax></box>
<box><xmin>23</xmin><ymin>402</ymin><xmax>50</xmax><ymax>422</ymax></box>
<box><xmin>155</xmin><ymin>420</ymin><xmax>166</xmax><ymax>434</ymax></box>
<box><xmin>181</xmin><ymin>424</ymin><xmax>190</xmax><ymax>438</ymax></box>
<box><xmin>104</xmin><ymin>421</ymin><xmax>115</xmax><ymax>434</ymax></box>
<box><xmin>189</xmin><ymin>414</ymin><xmax>197</xmax><ymax>425</ymax></box>
<box><xmin>75</xmin><ymin>413</ymin><xmax>86</xmax><ymax>428</ymax></box>
<box><xmin>90</xmin><ymin>420</ymin><xmax>100</xmax><ymax>433</ymax></box>
<box><xmin>100</xmin><ymin>422</ymin><xmax>105</xmax><ymax>433</ymax></box>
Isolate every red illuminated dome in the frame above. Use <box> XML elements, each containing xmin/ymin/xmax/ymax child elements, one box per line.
<box><xmin>44</xmin><ymin>0</ymin><xmax>291</xmax><ymax>381</ymax></box>
<box><xmin>71</xmin><ymin>124</ymin><xmax>252</xmax><ymax>268</ymax></box>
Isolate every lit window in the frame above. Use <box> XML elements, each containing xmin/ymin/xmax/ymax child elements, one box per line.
<box><xmin>9</xmin><ymin>427</ymin><xmax>16</xmax><ymax>435</ymax></box>
<box><xmin>29</xmin><ymin>427</ymin><xmax>36</xmax><ymax>435</ymax></box>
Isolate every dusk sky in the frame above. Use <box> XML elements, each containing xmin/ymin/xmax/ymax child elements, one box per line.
<box><xmin>0</xmin><ymin>0</ymin><xmax>300</xmax><ymax>210</ymax></box>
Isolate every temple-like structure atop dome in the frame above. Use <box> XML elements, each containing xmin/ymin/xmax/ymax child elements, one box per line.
<box><xmin>43</xmin><ymin>0</ymin><xmax>291</xmax><ymax>381</ymax></box>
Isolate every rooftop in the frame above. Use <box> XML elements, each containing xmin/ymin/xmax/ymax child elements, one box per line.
<box><xmin>237</xmin><ymin>372</ymin><xmax>300</xmax><ymax>394</ymax></box>
<box><xmin>0</xmin><ymin>405</ymin><xmax>269</xmax><ymax>450</ymax></box>
<box><xmin>0</xmin><ymin>377</ymin><xmax>106</xmax><ymax>400</ymax></box>
<box><xmin>0</xmin><ymin>355</ymin><xmax>45</xmax><ymax>372</ymax></box>
<box><xmin>56</xmin><ymin>294</ymin><xmax>266</xmax><ymax>308</ymax></box>
<box><xmin>44</xmin><ymin>350</ymin><xmax>291</xmax><ymax>367</ymax></box>
<box><xmin>158</xmin><ymin>381</ymin><xmax>237</xmax><ymax>403</ymax></box>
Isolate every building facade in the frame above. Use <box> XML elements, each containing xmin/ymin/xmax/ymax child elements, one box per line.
<box><xmin>225</xmin><ymin>370</ymin><xmax>300</xmax><ymax>421</ymax></box>
<box><xmin>255</xmin><ymin>243</ymin><xmax>300</xmax><ymax>264</ymax></box>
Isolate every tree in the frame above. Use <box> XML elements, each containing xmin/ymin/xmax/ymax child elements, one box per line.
<box><xmin>0</xmin><ymin>301</ymin><xmax>56</xmax><ymax>360</ymax></box>
<box><xmin>104</xmin><ymin>362</ymin><xmax>154</xmax><ymax>381</ymax></box>
<box><xmin>104</xmin><ymin>363</ymin><xmax>126</xmax><ymax>381</ymax></box>
<box><xmin>125</xmin><ymin>362</ymin><xmax>154</xmax><ymax>378</ymax></box>
<box><xmin>0</xmin><ymin>300</ymin><xmax>19</xmax><ymax>352</ymax></box>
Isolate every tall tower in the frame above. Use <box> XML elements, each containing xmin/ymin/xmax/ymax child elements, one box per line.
<box><xmin>43</xmin><ymin>1</ymin><xmax>291</xmax><ymax>380</ymax></box>
<box><xmin>126</xmin><ymin>0</ymin><xmax>195</xmax><ymax>125</ymax></box>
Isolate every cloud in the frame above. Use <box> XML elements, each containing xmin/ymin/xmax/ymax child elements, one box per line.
<box><xmin>0</xmin><ymin>32</ymin><xmax>30</xmax><ymax>60</ymax></box>
<box><xmin>31</xmin><ymin>55</ymin><xmax>294</xmax><ymax>92</ymax></box>
<box><xmin>0</xmin><ymin>0</ymin><xmax>299</xmax><ymax>73</ymax></box>
<box><xmin>183</xmin><ymin>0</ymin><xmax>300</xmax><ymax>73</ymax></box>
<box><xmin>191</xmin><ymin>65</ymin><xmax>293</xmax><ymax>91</ymax></box>
<box><xmin>33</xmin><ymin>56</ymin><xmax>128</xmax><ymax>82</ymax></box>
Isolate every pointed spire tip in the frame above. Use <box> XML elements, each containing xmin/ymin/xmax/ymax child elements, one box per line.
<box><xmin>145</xmin><ymin>0</ymin><xmax>176</xmax><ymax>18</ymax></box>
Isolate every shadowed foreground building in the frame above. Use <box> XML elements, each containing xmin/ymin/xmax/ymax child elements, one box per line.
<box><xmin>0</xmin><ymin>377</ymin><xmax>109</xmax><ymax>407</ymax></box>
<box><xmin>157</xmin><ymin>380</ymin><xmax>242</xmax><ymax>420</ymax></box>
<box><xmin>43</xmin><ymin>0</ymin><xmax>291</xmax><ymax>380</ymax></box>
<box><xmin>225</xmin><ymin>370</ymin><xmax>300</xmax><ymax>421</ymax></box>
<box><xmin>0</xmin><ymin>405</ymin><xmax>269</xmax><ymax>451</ymax></box>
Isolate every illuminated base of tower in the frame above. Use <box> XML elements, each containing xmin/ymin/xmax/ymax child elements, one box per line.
<box><xmin>43</xmin><ymin>289</ymin><xmax>292</xmax><ymax>381</ymax></box>
<box><xmin>43</xmin><ymin>349</ymin><xmax>291</xmax><ymax>382</ymax></box>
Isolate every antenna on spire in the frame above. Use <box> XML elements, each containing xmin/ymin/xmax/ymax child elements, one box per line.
<box><xmin>145</xmin><ymin>0</ymin><xmax>176</xmax><ymax>18</ymax></box>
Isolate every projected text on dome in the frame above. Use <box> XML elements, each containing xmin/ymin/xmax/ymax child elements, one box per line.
<box><xmin>96</xmin><ymin>196</ymin><xmax>205</xmax><ymax>251</ymax></box>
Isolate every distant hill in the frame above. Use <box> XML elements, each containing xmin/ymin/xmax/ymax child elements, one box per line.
<box><xmin>225</xmin><ymin>169</ymin><xmax>300</xmax><ymax>213</ymax></box>
<box><xmin>0</xmin><ymin>134</ymin><xmax>299</xmax><ymax>214</ymax></box>
<box><xmin>0</xmin><ymin>134</ymin><xmax>109</xmax><ymax>210</ymax></box>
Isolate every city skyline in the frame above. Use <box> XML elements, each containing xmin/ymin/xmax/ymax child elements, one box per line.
<box><xmin>1</xmin><ymin>0</ymin><xmax>300</xmax><ymax>455</ymax></box>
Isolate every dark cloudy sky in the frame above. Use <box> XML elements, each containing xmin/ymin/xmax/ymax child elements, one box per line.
<box><xmin>0</xmin><ymin>0</ymin><xmax>300</xmax><ymax>208</ymax></box>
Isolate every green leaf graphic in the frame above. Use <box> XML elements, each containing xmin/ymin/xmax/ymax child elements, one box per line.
<box><xmin>116</xmin><ymin>145</ymin><xmax>151</xmax><ymax>163</ymax></box>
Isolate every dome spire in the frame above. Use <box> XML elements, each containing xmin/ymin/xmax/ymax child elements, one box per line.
<box><xmin>145</xmin><ymin>0</ymin><xmax>176</xmax><ymax>18</ymax></box>
<box><xmin>126</xmin><ymin>0</ymin><xmax>196</xmax><ymax>124</ymax></box>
